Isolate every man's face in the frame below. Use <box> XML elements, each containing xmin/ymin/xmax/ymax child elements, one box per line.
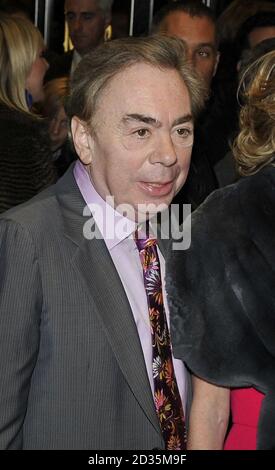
<box><xmin>72</xmin><ymin>63</ymin><xmax>194</xmax><ymax>220</ymax></box>
<box><xmin>49</xmin><ymin>106</ymin><xmax>68</xmax><ymax>152</ymax></box>
<box><xmin>65</xmin><ymin>0</ymin><xmax>109</xmax><ymax>56</ymax></box>
<box><xmin>248</xmin><ymin>26</ymin><xmax>275</xmax><ymax>48</ymax></box>
<box><xmin>159</xmin><ymin>11</ymin><xmax>219</xmax><ymax>90</ymax></box>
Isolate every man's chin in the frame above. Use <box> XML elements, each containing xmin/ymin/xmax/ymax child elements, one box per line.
<box><xmin>74</xmin><ymin>42</ymin><xmax>101</xmax><ymax>56</ymax></box>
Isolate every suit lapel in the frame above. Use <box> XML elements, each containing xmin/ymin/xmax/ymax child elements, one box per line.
<box><xmin>55</xmin><ymin>166</ymin><xmax>161</xmax><ymax>435</ymax></box>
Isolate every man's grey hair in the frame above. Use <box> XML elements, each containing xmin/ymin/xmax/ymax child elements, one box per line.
<box><xmin>67</xmin><ymin>35</ymin><xmax>207</xmax><ymax>126</ymax></box>
<box><xmin>98</xmin><ymin>0</ymin><xmax>113</xmax><ymax>15</ymax></box>
<box><xmin>65</xmin><ymin>1</ymin><xmax>113</xmax><ymax>15</ymax></box>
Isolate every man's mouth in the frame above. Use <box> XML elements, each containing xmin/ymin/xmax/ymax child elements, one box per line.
<box><xmin>137</xmin><ymin>180</ymin><xmax>175</xmax><ymax>197</ymax></box>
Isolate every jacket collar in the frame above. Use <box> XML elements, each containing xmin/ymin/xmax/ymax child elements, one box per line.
<box><xmin>55</xmin><ymin>164</ymin><xmax>163</xmax><ymax>438</ymax></box>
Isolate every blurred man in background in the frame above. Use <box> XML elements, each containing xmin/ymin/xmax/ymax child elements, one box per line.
<box><xmin>153</xmin><ymin>0</ymin><xmax>219</xmax><ymax>210</ymax></box>
<box><xmin>47</xmin><ymin>0</ymin><xmax>113</xmax><ymax>80</ymax></box>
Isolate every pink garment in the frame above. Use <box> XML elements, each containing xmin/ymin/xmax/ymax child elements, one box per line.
<box><xmin>224</xmin><ymin>388</ymin><xmax>264</xmax><ymax>450</ymax></box>
<box><xmin>73</xmin><ymin>161</ymin><xmax>187</xmax><ymax>407</ymax></box>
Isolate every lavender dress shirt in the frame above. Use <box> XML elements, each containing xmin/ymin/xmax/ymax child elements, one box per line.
<box><xmin>74</xmin><ymin>160</ymin><xmax>187</xmax><ymax>412</ymax></box>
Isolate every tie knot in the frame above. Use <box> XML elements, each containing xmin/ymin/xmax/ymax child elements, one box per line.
<box><xmin>134</xmin><ymin>229</ymin><xmax>157</xmax><ymax>252</ymax></box>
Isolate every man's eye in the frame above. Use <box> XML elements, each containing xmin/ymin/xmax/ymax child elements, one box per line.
<box><xmin>173</xmin><ymin>127</ymin><xmax>194</xmax><ymax>147</ymax></box>
<box><xmin>198</xmin><ymin>50</ymin><xmax>210</xmax><ymax>58</ymax></box>
<box><xmin>82</xmin><ymin>13</ymin><xmax>96</xmax><ymax>20</ymax></box>
<box><xmin>65</xmin><ymin>13</ymin><xmax>75</xmax><ymax>21</ymax></box>
<box><xmin>135</xmin><ymin>129</ymin><xmax>149</xmax><ymax>138</ymax></box>
<box><xmin>176</xmin><ymin>128</ymin><xmax>192</xmax><ymax>137</ymax></box>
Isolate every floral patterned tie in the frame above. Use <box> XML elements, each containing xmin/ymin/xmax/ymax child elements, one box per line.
<box><xmin>135</xmin><ymin>231</ymin><xmax>186</xmax><ymax>450</ymax></box>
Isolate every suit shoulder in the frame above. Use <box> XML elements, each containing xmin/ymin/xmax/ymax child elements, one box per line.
<box><xmin>0</xmin><ymin>185</ymin><xmax>59</xmax><ymax>233</ymax></box>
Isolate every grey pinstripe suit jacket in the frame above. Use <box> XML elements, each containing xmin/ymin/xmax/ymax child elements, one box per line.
<box><xmin>0</xmin><ymin>165</ymin><xmax>191</xmax><ymax>449</ymax></box>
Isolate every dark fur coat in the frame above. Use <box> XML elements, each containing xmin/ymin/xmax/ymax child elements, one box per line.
<box><xmin>166</xmin><ymin>165</ymin><xmax>275</xmax><ymax>450</ymax></box>
<box><xmin>0</xmin><ymin>104</ymin><xmax>56</xmax><ymax>213</ymax></box>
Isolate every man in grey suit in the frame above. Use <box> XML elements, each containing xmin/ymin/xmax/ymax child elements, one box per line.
<box><xmin>0</xmin><ymin>36</ymin><xmax>205</xmax><ymax>449</ymax></box>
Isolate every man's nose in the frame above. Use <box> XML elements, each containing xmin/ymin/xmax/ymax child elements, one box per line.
<box><xmin>186</xmin><ymin>50</ymin><xmax>196</xmax><ymax>69</ymax></box>
<box><xmin>71</xmin><ymin>17</ymin><xmax>83</xmax><ymax>32</ymax></box>
<box><xmin>149</xmin><ymin>134</ymin><xmax>177</xmax><ymax>166</ymax></box>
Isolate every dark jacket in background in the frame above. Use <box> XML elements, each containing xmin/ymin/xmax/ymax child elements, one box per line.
<box><xmin>167</xmin><ymin>164</ymin><xmax>275</xmax><ymax>450</ymax></box>
<box><xmin>173</xmin><ymin>126</ymin><xmax>218</xmax><ymax>215</ymax></box>
<box><xmin>45</xmin><ymin>50</ymin><xmax>73</xmax><ymax>82</ymax></box>
<box><xmin>0</xmin><ymin>104</ymin><xmax>56</xmax><ymax>213</ymax></box>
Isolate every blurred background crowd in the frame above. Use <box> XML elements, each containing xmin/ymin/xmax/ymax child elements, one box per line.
<box><xmin>1</xmin><ymin>0</ymin><xmax>275</xmax><ymax>213</ymax></box>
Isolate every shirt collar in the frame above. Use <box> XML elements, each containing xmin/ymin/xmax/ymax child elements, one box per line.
<box><xmin>73</xmin><ymin>160</ymin><xmax>136</xmax><ymax>250</ymax></box>
<box><xmin>71</xmin><ymin>50</ymin><xmax>82</xmax><ymax>76</ymax></box>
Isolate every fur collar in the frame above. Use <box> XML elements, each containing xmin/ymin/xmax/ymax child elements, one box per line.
<box><xmin>167</xmin><ymin>165</ymin><xmax>275</xmax><ymax>449</ymax></box>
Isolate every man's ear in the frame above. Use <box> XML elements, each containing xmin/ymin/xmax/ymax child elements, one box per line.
<box><xmin>104</xmin><ymin>12</ymin><xmax>112</xmax><ymax>29</ymax></box>
<box><xmin>71</xmin><ymin>116</ymin><xmax>93</xmax><ymax>165</ymax></box>
<box><xmin>213</xmin><ymin>51</ymin><xmax>220</xmax><ymax>78</ymax></box>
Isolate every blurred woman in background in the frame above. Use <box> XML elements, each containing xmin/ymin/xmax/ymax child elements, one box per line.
<box><xmin>0</xmin><ymin>13</ymin><xmax>56</xmax><ymax>213</ymax></box>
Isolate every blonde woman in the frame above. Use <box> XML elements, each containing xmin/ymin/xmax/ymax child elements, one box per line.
<box><xmin>0</xmin><ymin>13</ymin><xmax>56</xmax><ymax>213</ymax></box>
<box><xmin>167</xmin><ymin>50</ymin><xmax>275</xmax><ymax>450</ymax></box>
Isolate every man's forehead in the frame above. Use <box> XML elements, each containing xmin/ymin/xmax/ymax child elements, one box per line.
<box><xmin>248</xmin><ymin>26</ymin><xmax>275</xmax><ymax>48</ymax></box>
<box><xmin>65</xmin><ymin>0</ymin><xmax>99</xmax><ymax>12</ymax></box>
<box><xmin>161</xmin><ymin>11</ymin><xmax>216</xmax><ymax>43</ymax></box>
<box><xmin>96</xmin><ymin>64</ymin><xmax>191</xmax><ymax>119</ymax></box>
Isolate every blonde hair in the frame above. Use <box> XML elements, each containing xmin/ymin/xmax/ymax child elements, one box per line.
<box><xmin>0</xmin><ymin>13</ymin><xmax>44</xmax><ymax>112</ymax></box>
<box><xmin>233</xmin><ymin>50</ymin><xmax>275</xmax><ymax>176</ymax></box>
<box><xmin>68</xmin><ymin>35</ymin><xmax>207</xmax><ymax>125</ymax></box>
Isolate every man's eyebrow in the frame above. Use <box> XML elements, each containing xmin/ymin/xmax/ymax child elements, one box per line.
<box><xmin>65</xmin><ymin>10</ymin><xmax>95</xmax><ymax>15</ymax></box>
<box><xmin>122</xmin><ymin>113</ymin><xmax>193</xmax><ymax>127</ymax></box>
<box><xmin>196</xmin><ymin>42</ymin><xmax>217</xmax><ymax>51</ymax></box>
<box><xmin>122</xmin><ymin>114</ymin><xmax>161</xmax><ymax>127</ymax></box>
<box><xmin>172</xmin><ymin>114</ymin><xmax>193</xmax><ymax>127</ymax></box>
